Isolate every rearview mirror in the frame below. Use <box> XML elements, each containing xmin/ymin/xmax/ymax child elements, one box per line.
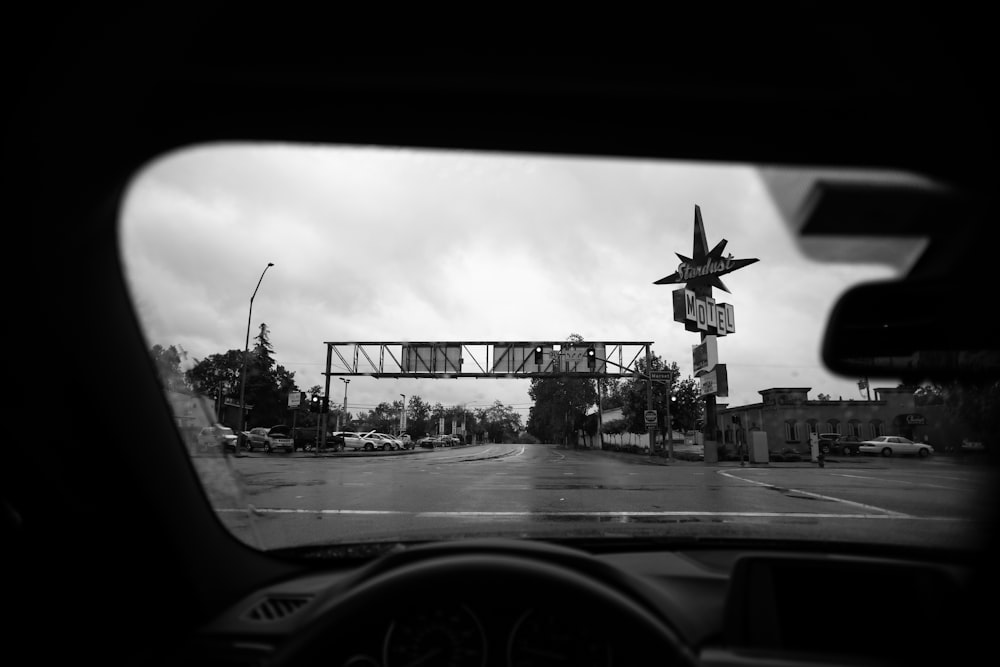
<box><xmin>822</xmin><ymin>278</ymin><xmax>1000</xmax><ymax>382</ymax></box>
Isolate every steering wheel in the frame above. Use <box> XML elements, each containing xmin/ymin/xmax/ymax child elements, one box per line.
<box><xmin>266</xmin><ymin>539</ymin><xmax>699</xmax><ymax>667</ymax></box>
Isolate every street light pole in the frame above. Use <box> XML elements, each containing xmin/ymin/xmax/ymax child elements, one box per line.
<box><xmin>237</xmin><ymin>262</ymin><xmax>274</xmax><ymax>457</ymax></box>
<box><xmin>337</xmin><ymin>378</ymin><xmax>350</xmax><ymax>431</ymax></box>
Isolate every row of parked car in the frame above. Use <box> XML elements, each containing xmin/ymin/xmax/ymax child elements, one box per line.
<box><xmin>194</xmin><ymin>424</ymin><xmax>472</xmax><ymax>455</ymax></box>
<box><xmin>334</xmin><ymin>431</ymin><xmax>414</xmax><ymax>451</ymax></box>
<box><xmin>415</xmin><ymin>434</ymin><xmax>464</xmax><ymax>448</ymax></box>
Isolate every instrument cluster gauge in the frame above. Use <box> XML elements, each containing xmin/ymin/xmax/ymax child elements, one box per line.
<box><xmin>383</xmin><ymin>603</ymin><xmax>487</xmax><ymax>667</ymax></box>
<box><xmin>507</xmin><ymin>607</ymin><xmax>613</xmax><ymax>667</ymax></box>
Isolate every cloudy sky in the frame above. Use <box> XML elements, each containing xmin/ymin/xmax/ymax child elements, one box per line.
<box><xmin>117</xmin><ymin>142</ymin><xmax>917</xmax><ymax>421</ymax></box>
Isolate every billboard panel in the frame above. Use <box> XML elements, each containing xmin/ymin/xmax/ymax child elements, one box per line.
<box><xmin>692</xmin><ymin>337</ymin><xmax>718</xmax><ymax>377</ymax></box>
<box><xmin>402</xmin><ymin>345</ymin><xmax>462</xmax><ymax>374</ymax></box>
<box><xmin>699</xmin><ymin>363</ymin><xmax>729</xmax><ymax>397</ymax></box>
<box><xmin>491</xmin><ymin>344</ymin><xmax>548</xmax><ymax>374</ymax></box>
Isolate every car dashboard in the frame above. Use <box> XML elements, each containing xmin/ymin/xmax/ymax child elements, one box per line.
<box><xmin>163</xmin><ymin>538</ymin><xmax>972</xmax><ymax>667</ymax></box>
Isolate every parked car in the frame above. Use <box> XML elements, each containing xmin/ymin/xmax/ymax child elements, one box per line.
<box><xmin>323</xmin><ymin>431</ymin><xmax>346</xmax><ymax>451</ymax></box>
<box><xmin>818</xmin><ymin>433</ymin><xmax>862</xmax><ymax>456</ymax></box>
<box><xmin>416</xmin><ymin>436</ymin><xmax>438</xmax><ymax>449</ymax></box>
<box><xmin>293</xmin><ymin>428</ymin><xmax>345</xmax><ymax>452</ymax></box>
<box><xmin>243</xmin><ymin>426</ymin><xmax>295</xmax><ymax>453</ymax></box>
<box><xmin>399</xmin><ymin>432</ymin><xmax>414</xmax><ymax>449</ymax></box>
<box><xmin>196</xmin><ymin>424</ymin><xmax>238</xmax><ymax>453</ymax></box>
<box><xmin>368</xmin><ymin>433</ymin><xmax>406</xmax><ymax>450</ymax></box>
<box><xmin>339</xmin><ymin>431</ymin><xmax>381</xmax><ymax>451</ymax></box>
<box><xmin>859</xmin><ymin>435</ymin><xmax>934</xmax><ymax>458</ymax></box>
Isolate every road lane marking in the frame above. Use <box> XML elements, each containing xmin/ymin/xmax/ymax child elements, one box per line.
<box><xmin>716</xmin><ymin>469</ymin><xmax>910</xmax><ymax>517</ymax></box>
<box><xmin>832</xmin><ymin>473</ymin><xmax>967</xmax><ymax>491</ymax></box>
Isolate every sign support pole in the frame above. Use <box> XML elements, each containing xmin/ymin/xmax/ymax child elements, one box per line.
<box><xmin>646</xmin><ymin>344</ymin><xmax>655</xmax><ymax>459</ymax></box>
<box><xmin>697</xmin><ymin>284</ymin><xmax>719</xmax><ymax>463</ymax></box>
<box><xmin>666</xmin><ymin>384</ymin><xmax>673</xmax><ymax>461</ymax></box>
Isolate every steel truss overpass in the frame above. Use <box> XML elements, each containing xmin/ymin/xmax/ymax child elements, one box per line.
<box><xmin>320</xmin><ymin>341</ymin><xmax>654</xmax><ymax>380</ymax></box>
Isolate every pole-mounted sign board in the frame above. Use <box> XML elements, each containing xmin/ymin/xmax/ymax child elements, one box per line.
<box><xmin>699</xmin><ymin>364</ymin><xmax>729</xmax><ymax>397</ymax></box>
<box><xmin>692</xmin><ymin>336</ymin><xmax>719</xmax><ymax>377</ymax></box>
<box><xmin>644</xmin><ymin>409</ymin><xmax>658</xmax><ymax>426</ymax></box>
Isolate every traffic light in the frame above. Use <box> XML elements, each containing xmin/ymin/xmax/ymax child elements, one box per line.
<box><xmin>309</xmin><ymin>394</ymin><xmax>320</xmax><ymax>413</ymax></box>
<box><xmin>586</xmin><ymin>346</ymin><xmax>596</xmax><ymax>369</ymax></box>
<box><xmin>321</xmin><ymin>397</ymin><xmax>330</xmax><ymax>414</ymax></box>
<box><xmin>534</xmin><ymin>346</ymin><xmax>543</xmax><ymax>365</ymax></box>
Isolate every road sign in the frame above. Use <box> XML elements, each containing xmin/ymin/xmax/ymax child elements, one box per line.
<box><xmin>644</xmin><ymin>409</ymin><xmax>658</xmax><ymax>426</ymax></box>
<box><xmin>650</xmin><ymin>371</ymin><xmax>672</xmax><ymax>380</ymax></box>
<box><xmin>287</xmin><ymin>391</ymin><xmax>302</xmax><ymax>408</ymax></box>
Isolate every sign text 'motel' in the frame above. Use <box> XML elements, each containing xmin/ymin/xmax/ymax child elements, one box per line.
<box><xmin>673</xmin><ymin>289</ymin><xmax>735</xmax><ymax>335</ymax></box>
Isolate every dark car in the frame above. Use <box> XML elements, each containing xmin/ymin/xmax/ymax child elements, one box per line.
<box><xmin>290</xmin><ymin>427</ymin><xmax>344</xmax><ymax>451</ymax></box>
<box><xmin>818</xmin><ymin>433</ymin><xmax>862</xmax><ymax>456</ymax></box>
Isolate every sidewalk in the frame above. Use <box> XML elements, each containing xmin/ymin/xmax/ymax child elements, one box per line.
<box><xmin>586</xmin><ymin>446</ymin><xmax>890</xmax><ymax>468</ymax></box>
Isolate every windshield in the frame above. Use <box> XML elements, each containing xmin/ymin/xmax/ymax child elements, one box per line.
<box><xmin>118</xmin><ymin>143</ymin><xmax>995</xmax><ymax>554</ymax></box>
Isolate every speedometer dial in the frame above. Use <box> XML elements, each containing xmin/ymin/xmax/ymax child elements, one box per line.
<box><xmin>383</xmin><ymin>603</ymin><xmax>487</xmax><ymax>667</ymax></box>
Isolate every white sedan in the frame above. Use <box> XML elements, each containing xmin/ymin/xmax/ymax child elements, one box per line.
<box><xmin>858</xmin><ymin>435</ymin><xmax>933</xmax><ymax>458</ymax></box>
<box><xmin>196</xmin><ymin>424</ymin><xmax>238</xmax><ymax>453</ymax></box>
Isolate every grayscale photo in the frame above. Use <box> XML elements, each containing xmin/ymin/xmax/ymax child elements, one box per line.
<box><xmin>9</xmin><ymin>9</ymin><xmax>997</xmax><ymax>667</ymax></box>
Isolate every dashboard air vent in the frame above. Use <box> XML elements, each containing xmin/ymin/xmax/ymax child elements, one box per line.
<box><xmin>243</xmin><ymin>595</ymin><xmax>312</xmax><ymax>622</ymax></box>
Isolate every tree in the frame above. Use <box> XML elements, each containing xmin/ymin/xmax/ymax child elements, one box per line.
<box><xmin>669</xmin><ymin>376</ymin><xmax>703</xmax><ymax>432</ymax></box>
<box><xmin>354</xmin><ymin>402</ymin><xmax>397</xmax><ymax>434</ymax></box>
<box><xmin>151</xmin><ymin>344</ymin><xmax>191</xmax><ymax>392</ymax></box>
<box><xmin>616</xmin><ymin>356</ymin><xmax>703</xmax><ymax>433</ymax></box>
<box><xmin>241</xmin><ymin>323</ymin><xmax>296</xmax><ymax>426</ymax></box>
<box><xmin>474</xmin><ymin>400</ymin><xmax>524</xmax><ymax>443</ymax></box>
<box><xmin>527</xmin><ymin>334</ymin><xmax>599</xmax><ymax>444</ymax></box>
<box><xmin>405</xmin><ymin>395</ymin><xmax>431</xmax><ymax>437</ymax></box>
<box><xmin>185</xmin><ymin>348</ymin><xmax>244</xmax><ymax>424</ymax></box>
<box><xmin>185</xmin><ymin>324</ymin><xmax>300</xmax><ymax>429</ymax></box>
<box><xmin>599</xmin><ymin>377</ymin><xmax>625</xmax><ymax>410</ymax></box>
<box><xmin>817</xmin><ymin>392</ymin><xmax>831</xmax><ymax>401</ymax></box>
<box><xmin>186</xmin><ymin>349</ymin><xmax>242</xmax><ymax>401</ymax></box>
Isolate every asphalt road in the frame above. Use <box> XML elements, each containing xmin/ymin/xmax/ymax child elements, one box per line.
<box><xmin>192</xmin><ymin>443</ymin><xmax>997</xmax><ymax>552</ymax></box>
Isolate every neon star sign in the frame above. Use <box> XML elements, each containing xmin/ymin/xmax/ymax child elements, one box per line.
<box><xmin>654</xmin><ymin>205</ymin><xmax>758</xmax><ymax>293</ymax></box>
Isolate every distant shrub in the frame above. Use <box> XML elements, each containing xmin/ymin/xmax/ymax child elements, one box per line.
<box><xmin>516</xmin><ymin>433</ymin><xmax>541</xmax><ymax>444</ymax></box>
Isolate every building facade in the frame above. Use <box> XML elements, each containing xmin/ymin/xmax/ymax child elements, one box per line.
<box><xmin>715</xmin><ymin>386</ymin><xmax>940</xmax><ymax>456</ymax></box>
